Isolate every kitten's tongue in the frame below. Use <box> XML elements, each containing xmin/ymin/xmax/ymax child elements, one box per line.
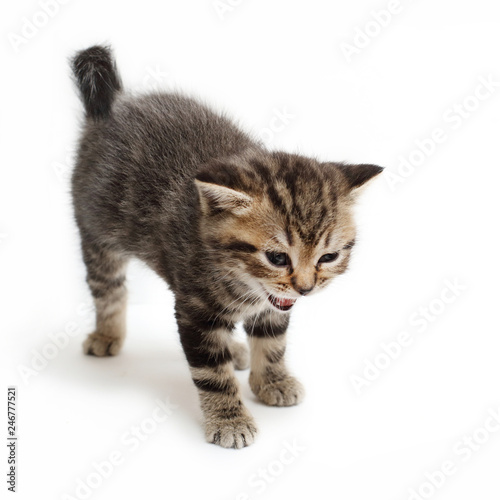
<box><xmin>268</xmin><ymin>294</ymin><xmax>297</xmax><ymax>311</ymax></box>
<box><xmin>276</xmin><ymin>297</ymin><xmax>295</xmax><ymax>307</ymax></box>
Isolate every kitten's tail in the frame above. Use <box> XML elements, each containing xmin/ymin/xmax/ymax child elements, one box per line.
<box><xmin>71</xmin><ymin>45</ymin><xmax>122</xmax><ymax>121</ymax></box>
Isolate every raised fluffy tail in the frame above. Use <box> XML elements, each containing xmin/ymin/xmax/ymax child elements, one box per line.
<box><xmin>71</xmin><ymin>45</ymin><xmax>122</xmax><ymax>121</ymax></box>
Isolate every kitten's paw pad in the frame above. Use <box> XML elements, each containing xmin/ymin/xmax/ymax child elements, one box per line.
<box><xmin>230</xmin><ymin>341</ymin><xmax>250</xmax><ymax>370</ymax></box>
<box><xmin>251</xmin><ymin>375</ymin><xmax>305</xmax><ymax>407</ymax></box>
<box><xmin>205</xmin><ymin>414</ymin><xmax>258</xmax><ymax>449</ymax></box>
<box><xmin>83</xmin><ymin>333</ymin><xmax>123</xmax><ymax>357</ymax></box>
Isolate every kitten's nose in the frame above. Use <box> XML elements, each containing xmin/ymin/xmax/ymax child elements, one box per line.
<box><xmin>297</xmin><ymin>286</ymin><xmax>313</xmax><ymax>296</ymax></box>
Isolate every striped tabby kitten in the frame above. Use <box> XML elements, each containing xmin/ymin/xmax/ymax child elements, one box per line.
<box><xmin>71</xmin><ymin>45</ymin><xmax>382</xmax><ymax>449</ymax></box>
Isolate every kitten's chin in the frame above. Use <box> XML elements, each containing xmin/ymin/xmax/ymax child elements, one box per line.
<box><xmin>266</xmin><ymin>294</ymin><xmax>297</xmax><ymax>312</ymax></box>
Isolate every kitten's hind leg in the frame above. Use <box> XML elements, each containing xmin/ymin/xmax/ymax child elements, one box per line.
<box><xmin>81</xmin><ymin>242</ymin><xmax>128</xmax><ymax>357</ymax></box>
<box><xmin>228</xmin><ymin>337</ymin><xmax>249</xmax><ymax>370</ymax></box>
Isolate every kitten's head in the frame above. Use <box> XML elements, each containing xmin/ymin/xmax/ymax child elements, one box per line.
<box><xmin>195</xmin><ymin>151</ymin><xmax>382</xmax><ymax>313</ymax></box>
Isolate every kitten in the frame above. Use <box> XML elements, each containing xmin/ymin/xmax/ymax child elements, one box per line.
<box><xmin>70</xmin><ymin>45</ymin><xmax>383</xmax><ymax>449</ymax></box>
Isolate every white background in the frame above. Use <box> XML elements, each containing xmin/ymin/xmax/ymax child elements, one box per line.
<box><xmin>2</xmin><ymin>1</ymin><xmax>500</xmax><ymax>499</ymax></box>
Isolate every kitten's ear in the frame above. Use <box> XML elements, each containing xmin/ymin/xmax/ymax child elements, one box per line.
<box><xmin>336</xmin><ymin>163</ymin><xmax>384</xmax><ymax>196</ymax></box>
<box><xmin>195</xmin><ymin>180</ymin><xmax>253</xmax><ymax>215</ymax></box>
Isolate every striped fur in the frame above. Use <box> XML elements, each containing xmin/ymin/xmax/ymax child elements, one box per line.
<box><xmin>245</xmin><ymin>311</ymin><xmax>304</xmax><ymax>406</ymax></box>
<box><xmin>71</xmin><ymin>45</ymin><xmax>383</xmax><ymax>448</ymax></box>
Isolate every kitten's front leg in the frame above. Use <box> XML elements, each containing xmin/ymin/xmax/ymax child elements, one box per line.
<box><xmin>176</xmin><ymin>303</ymin><xmax>257</xmax><ymax>448</ymax></box>
<box><xmin>244</xmin><ymin>311</ymin><xmax>305</xmax><ymax>406</ymax></box>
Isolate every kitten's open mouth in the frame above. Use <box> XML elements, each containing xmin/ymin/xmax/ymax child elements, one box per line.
<box><xmin>267</xmin><ymin>294</ymin><xmax>297</xmax><ymax>311</ymax></box>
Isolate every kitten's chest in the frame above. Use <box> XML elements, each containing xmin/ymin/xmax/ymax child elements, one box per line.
<box><xmin>224</xmin><ymin>288</ymin><xmax>274</xmax><ymax>324</ymax></box>
<box><xmin>208</xmin><ymin>278</ymin><xmax>267</xmax><ymax>322</ymax></box>
<box><xmin>230</xmin><ymin>298</ymin><xmax>270</xmax><ymax>323</ymax></box>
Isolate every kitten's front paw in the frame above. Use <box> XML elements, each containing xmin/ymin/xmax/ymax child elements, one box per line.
<box><xmin>230</xmin><ymin>341</ymin><xmax>250</xmax><ymax>370</ymax></box>
<box><xmin>250</xmin><ymin>373</ymin><xmax>305</xmax><ymax>407</ymax></box>
<box><xmin>205</xmin><ymin>412</ymin><xmax>258</xmax><ymax>449</ymax></box>
<box><xmin>83</xmin><ymin>332</ymin><xmax>123</xmax><ymax>357</ymax></box>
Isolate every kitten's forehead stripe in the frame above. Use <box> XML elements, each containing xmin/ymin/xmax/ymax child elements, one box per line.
<box><xmin>249</xmin><ymin>158</ymin><xmax>287</xmax><ymax>212</ymax></box>
<box><xmin>257</xmin><ymin>154</ymin><xmax>338</xmax><ymax>248</ymax></box>
<box><xmin>246</xmin><ymin>153</ymin><xmax>339</xmax><ymax>250</ymax></box>
<box><xmin>324</xmin><ymin>231</ymin><xmax>332</xmax><ymax>248</ymax></box>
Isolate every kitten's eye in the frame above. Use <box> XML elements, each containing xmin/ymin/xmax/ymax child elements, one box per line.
<box><xmin>266</xmin><ymin>251</ymin><xmax>289</xmax><ymax>267</ymax></box>
<box><xmin>318</xmin><ymin>252</ymin><xmax>339</xmax><ymax>264</ymax></box>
